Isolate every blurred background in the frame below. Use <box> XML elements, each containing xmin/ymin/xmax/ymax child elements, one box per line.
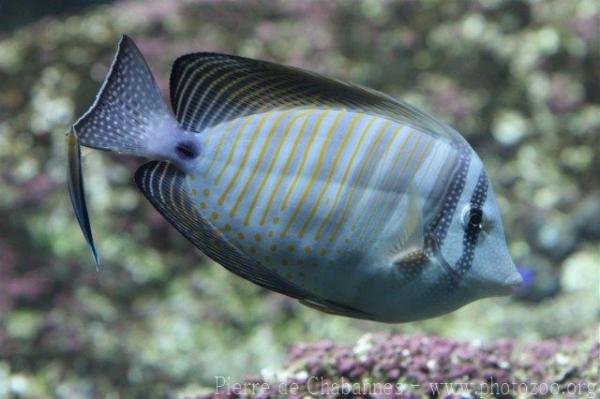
<box><xmin>0</xmin><ymin>0</ymin><xmax>598</xmax><ymax>397</ymax></box>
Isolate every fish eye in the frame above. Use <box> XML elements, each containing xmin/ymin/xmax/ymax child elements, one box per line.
<box><xmin>461</xmin><ymin>205</ymin><xmax>484</xmax><ymax>232</ymax></box>
<box><xmin>468</xmin><ymin>208</ymin><xmax>483</xmax><ymax>229</ymax></box>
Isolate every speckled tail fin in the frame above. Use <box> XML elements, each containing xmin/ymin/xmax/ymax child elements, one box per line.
<box><xmin>72</xmin><ymin>35</ymin><xmax>177</xmax><ymax>157</ymax></box>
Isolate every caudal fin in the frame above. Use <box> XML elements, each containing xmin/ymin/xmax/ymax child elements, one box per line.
<box><xmin>72</xmin><ymin>35</ymin><xmax>179</xmax><ymax>157</ymax></box>
<box><xmin>69</xmin><ymin>35</ymin><xmax>191</xmax><ymax>267</ymax></box>
<box><xmin>67</xmin><ymin>129</ymin><xmax>100</xmax><ymax>268</ymax></box>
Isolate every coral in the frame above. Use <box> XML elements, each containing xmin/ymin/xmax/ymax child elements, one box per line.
<box><xmin>199</xmin><ymin>329</ymin><xmax>599</xmax><ymax>398</ymax></box>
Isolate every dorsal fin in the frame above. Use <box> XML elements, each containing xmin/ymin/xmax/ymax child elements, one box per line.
<box><xmin>168</xmin><ymin>53</ymin><xmax>465</xmax><ymax>145</ymax></box>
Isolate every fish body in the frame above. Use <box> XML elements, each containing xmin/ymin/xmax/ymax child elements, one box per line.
<box><xmin>187</xmin><ymin>109</ymin><xmax>449</xmax><ymax>309</ymax></box>
<box><xmin>69</xmin><ymin>36</ymin><xmax>521</xmax><ymax>322</ymax></box>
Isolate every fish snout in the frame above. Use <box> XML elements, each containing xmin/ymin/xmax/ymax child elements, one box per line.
<box><xmin>503</xmin><ymin>271</ymin><xmax>523</xmax><ymax>288</ymax></box>
<box><xmin>502</xmin><ymin>270</ymin><xmax>524</xmax><ymax>293</ymax></box>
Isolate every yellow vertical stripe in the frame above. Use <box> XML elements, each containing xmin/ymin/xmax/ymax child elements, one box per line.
<box><xmin>205</xmin><ymin>80</ymin><xmax>318</xmax><ymax>178</ymax></box>
<box><xmin>259</xmin><ymin>115</ymin><xmax>311</xmax><ymax>226</ymax></box>
<box><xmin>280</xmin><ymin>109</ymin><xmax>330</xmax><ymax>213</ymax></box>
<box><xmin>397</xmin><ymin>136</ymin><xmax>423</xmax><ymax>185</ymax></box>
<box><xmin>315</xmin><ymin>117</ymin><xmax>375</xmax><ymax>241</ymax></box>
<box><xmin>157</xmin><ymin>163</ymin><xmax>169</xmax><ymax>204</ymax></box>
<box><xmin>363</xmin><ymin>135</ymin><xmax>434</xmax><ymax>239</ymax></box>
<box><xmin>217</xmin><ymin>112</ymin><xmax>271</xmax><ymax>207</ymax></box>
<box><xmin>294</xmin><ymin>111</ymin><xmax>347</xmax><ymax>238</ymax></box>
<box><xmin>214</xmin><ymin>115</ymin><xmax>257</xmax><ymax>186</ymax></box>
<box><xmin>328</xmin><ymin>119</ymin><xmax>390</xmax><ymax>242</ymax></box>
<box><xmin>362</xmin><ymin>134</ymin><xmax>433</xmax><ymax>241</ymax></box>
<box><xmin>205</xmin><ymin>77</ymin><xmax>320</xmax><ymax>128</ymax></box>
<box><xmin>244</xmin><ymin>110</ymin><xmax>313</xmax><ymax>226</ymax></box>
<box><xmin>205</xmin><ymin>116</ymin><xmax>249</xmax><ymax>178</ymax></box>
<box><xmin>357</xmin><ymin>128</ymin><xmax>416</xmax><ymax>236</ymax></box>
<box><xmin>195</xmin><ymin>67</ymin><xmax>255</xmax><ymax>128</ymax></box>
<box><xmin>230</xmin><ymin>110</ymin><xmax>296</xmax><ymax>220</ymax></box>
<box><xmin>187</xmin><ymin>68</ymin><xmax>241</xmax><ymax>126</ymax></box>
<box><xmin>413</xmin><ymin>139</ymin><xmax>434</xmax><ymax>175</ymax></box>
<box><xmin>176</xmin><ymin>59</ymin><xmax>224</xmax><ymax>118</ymax></box>
<box><xmin>415</xmin><ymin>141</ymin><xmax>442</xmax><ymax>190</ymax></box>
<box><xmin>168</xmin><ymin>169</ymin><xmax>176</xmax><ymax>210</ymax></box>
<box><xmin>354</xmin><ymin>126</ymin><xmax>406</xmax><ymax>235</ymax></box>
<box><xmin>298</xmin><ymin>113</ymin><xmax>361</xmax><ymax>239</ymax></box>
<box><xmin>181</xmin><ymin>174</ymin><xmax>191</xmax><ymax>219</ymax></box>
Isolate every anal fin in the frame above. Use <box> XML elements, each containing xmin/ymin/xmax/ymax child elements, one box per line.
<box><xmin>299</xmin><ymin>299</ymin><xmax>373</xmax><ymax>320</ymax></box>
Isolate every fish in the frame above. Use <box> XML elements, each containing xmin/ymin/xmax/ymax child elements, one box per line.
<box><xmin>68</xmin><ymin>35</ymin><xmax>522</xmax><ymax>323</ymax></box>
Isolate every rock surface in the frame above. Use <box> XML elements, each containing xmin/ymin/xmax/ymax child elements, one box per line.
<box><xmin>197</xmin><ymin>329</ymin><xmax>599</xmax><ymax>398</ymax></box>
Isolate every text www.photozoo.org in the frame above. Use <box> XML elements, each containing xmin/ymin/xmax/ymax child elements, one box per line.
<box><xmin>207</xmin><ymin>376</ymin><xmax>598</xmax><ymax>398</ymax></box>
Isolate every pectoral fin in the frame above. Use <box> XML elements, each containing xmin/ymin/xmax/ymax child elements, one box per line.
<box><xmin>67</xmin><ymin>129</ymin><xmax>100</xmax><ymax>268</ymax></box>
<box><xmin>384</xmin><ymin>182</ymin><xmax>425</xmax><ymax>261</ymax></box>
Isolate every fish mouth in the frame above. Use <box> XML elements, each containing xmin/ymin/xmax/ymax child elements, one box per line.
<box><xmin>428</xmin><ymin>231</ymin><xmax>523</xmax><ymax>297</ymax></box>
<box><xmin>503</xmin><ymin>271</ymin><xmax>524</xmax><ymax>293</ymax></box>
<box><xmin>475</xmin><ymin>266</ymin><xmax>523</xmax><ymax>297</ymax></box>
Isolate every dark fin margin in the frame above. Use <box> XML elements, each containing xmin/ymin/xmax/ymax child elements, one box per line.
<box><xmin>67</xmin><ymin>129</ymin><xmax>100</xmax><ymax>268</ymax></box>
